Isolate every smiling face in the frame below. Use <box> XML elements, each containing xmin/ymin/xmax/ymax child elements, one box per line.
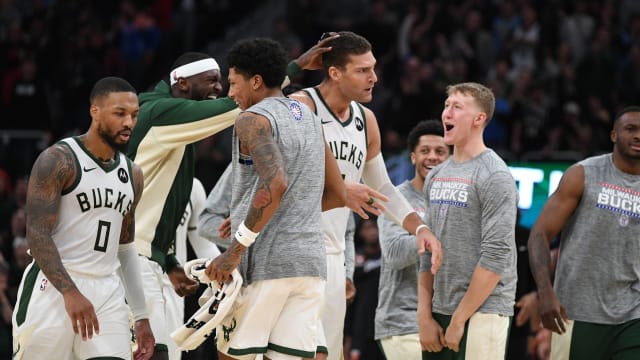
<box><xmin>91</xmin><ymin>91</ymin><xmax>139</xmax><ymax>152</ymax></box>
<box><xmin>612</xmin><ymin>111</ymin><xmax>640</xmax><ymax>161</ymax></box>
<box><xmin>441</xmin><ymin>91</ymin><xmax>486</xmax><ymax>146</ymax></box>
<box><xmin>333</xmin><ymin>52</ymin><xmax>378</xmax><ymax>103</ymax></box>
<box><xmin>186</xmin><ymin>69</ymin><xmax>223</xmax><ymax>100</ymax></box>
<box><xmin>411</xmin><ymin>134</ymin><xmax>450</xmax><ymax>180</ymax></box>
<box><xmin>228</xmin><ymin>67</ymin><xmax>255</xmax><ymax>110</ymax></box>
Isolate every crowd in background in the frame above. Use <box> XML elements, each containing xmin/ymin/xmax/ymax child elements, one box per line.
<box><xmin>1</xmin><ymin>0</ymin><xmax>640</xmax><ymax>359</ymax></box>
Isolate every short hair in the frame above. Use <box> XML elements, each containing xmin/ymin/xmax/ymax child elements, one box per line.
<box><xmin>171</xmin><ymin>52</ymin><xmax>211</xmax><ymax>71</ymax></box>
<box><xmin>614</xmin><ymin>106</ymin><xmax>640</xmax><ymax>124</ymax></box>
<box><xmin>321</xmin><ymin>31</ymin><xmax>372</xmax><ymax>70</ymax></box>
<box><xmin>407</xmin><ymin>119</ymin><xmax>445</xmax><ymax>152</ymax></box>
<box><xmin>227</xmin><ymin>38</ymin><xmax>287</xmax><ymax>88</ymax></box>
<box><xmin>89</xmin><ymin>77</ymin><xmax>136</xmax><ymax>104</ymax></box>
<box><xmin>446</xmin><ymin>82</ymin><xmax>495</xmax><ymax>124</ymax></box>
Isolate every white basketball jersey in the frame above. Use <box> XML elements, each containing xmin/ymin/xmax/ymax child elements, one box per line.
<box><xmin>304</xmin><ymin>87</ymin><xmax>368</xmax><ymax>254</ymax></box>
<box><xmin>53</xmin><ymin>137</ymin><xmax>135</xmax><ymax>276</ymax></box>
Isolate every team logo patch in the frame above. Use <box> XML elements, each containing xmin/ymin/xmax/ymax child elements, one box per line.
<box><xmin>355</xmin><ymin>117</ymin><xmax>364</xmax><ymax>131</ymax></box>
<box><xmin>619</xmin><ymin>214</ymin><xmax>629</xmax><ymax>227</ymax></box>
<box><xmin>290</xmin><ymin>101</ymin><xmax>303</xmax><ymax>121</ymax></box>
<box><xmin>39</xmin><ymin>278</ymin><xmax>48</xmax><ymax>291</ymax></box>
<box><xmin>118</xmin><ymin>168</ymin><xmax>129</xmax><ymax>183</ymax></box>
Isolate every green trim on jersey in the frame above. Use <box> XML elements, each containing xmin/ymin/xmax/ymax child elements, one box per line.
<box><xmin>57</xmin><ymin>141</ymin><xmax>82</xmax><ymax>196</ymax></box>
<box><xmin>124</xmin><ymin>155</ymin><xmax>135</xmax><ymax>196</ymax></box>
<box><xmin>355</xmin><ymin>102</ymin><xmax>368</xmax><ymax>146</ymax></box>
<box><xmin>72</xmin><ymin>136</ymin><xmax>122</xmax><ymax>173</ymax></box>
<box><xmin>15</xmin><ymin>262</ymin><xmax>40</xmax><ymax>326</ymax></box>
<box><xmin>312</xmin><ymin>87</ymin><xmax>356</xmax><ymax>127</ymax></box>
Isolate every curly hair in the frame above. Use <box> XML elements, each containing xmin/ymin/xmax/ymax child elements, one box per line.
<box><xmin>227</xmin><ymin>38</ymin><xmax>288</xmax><ymax>88</ymax></box>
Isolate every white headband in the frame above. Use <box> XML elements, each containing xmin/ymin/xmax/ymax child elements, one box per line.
<box><xmin>170</xmin><ymin>58</ymin><xmax>220</xmax><ymax>86</ymax></box>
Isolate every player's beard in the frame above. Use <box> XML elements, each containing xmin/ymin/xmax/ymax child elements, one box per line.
<box><xmin>98</xmin><ymin>125</ymin><xmax>129</xmax><ymax>153</ymax></box>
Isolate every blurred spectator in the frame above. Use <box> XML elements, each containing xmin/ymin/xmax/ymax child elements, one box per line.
<box><xmin>511</xmin><ymin>4</ymin><xmax>540</xmax><ymax>73</ymax></box>
<box><xmin>0</xmin><ymin>256</ymin><xmax>12</xmax><ymax>360</ymax></box>
<box><xmin>451</xmin><ymin>9</ymin><xmax>495</xmax><ymax>81</ymax></box>
<box><xmin>9</xmin><ymin>235</ymin><xmax>28</xmax><ymax>291</ymax></box>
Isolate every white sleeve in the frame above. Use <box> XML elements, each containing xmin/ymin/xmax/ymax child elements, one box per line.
<box><xmin>117</xmin><ymin>243</ymin><xmax>148</xmax><ymax>321</ymax></box>
<box><xmin>189</xmin><ymin>178</ymin><xmax>222</xmax><ymax>259</ymax></box>
<box><xmin>361</xmin><ymin>153</ymin><xmax>415</xmax><ymax>226</ymax></box>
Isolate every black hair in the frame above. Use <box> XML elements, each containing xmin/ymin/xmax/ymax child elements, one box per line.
<box><xmin>321</xmin><ymin>31</ymin><xmax>372</xmax><ymax>70</ymax></box>
<box><xmin>407</xmin><ymin>119</ymin><xmax>445</xmax><ymax>152</ymax></box>
<box><xmin>89</xmin><ymin>77</ymin><xmax>136</xmax><ymax>104</ymax></box>
<box><xmin>171</xmin><ymin>52</ymin><xmax>211</xmax><ymax>71</ymax></box>
<box><xmin>614</xmin><ymin>106</ymin><xmax>640</xmax><ymax>123</ymax></box>
<box><xmin>227</xmin><ymin>38</ymin><xmax>287</xmax><ymax>88</ymax></box>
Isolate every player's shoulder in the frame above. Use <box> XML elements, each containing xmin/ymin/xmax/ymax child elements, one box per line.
<box><xmin>289</xmin><ymin>89</ymin><xmax>315</xmax><ymax>112</ymax></box>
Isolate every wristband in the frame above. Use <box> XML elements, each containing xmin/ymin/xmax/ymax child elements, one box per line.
<box><xmin>415</xmin><ymin>224</ymin><xmax>430</xmax><ymax>236</ymax></box>
<box><xmin>234</xmin><ymin>222</ymin><xmax>259</xmax><ymax>247</ymax></box>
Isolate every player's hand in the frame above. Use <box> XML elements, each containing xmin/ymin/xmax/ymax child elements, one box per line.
<box><xmin>443</xmin><ymin>318</ymin><xmax>465</xmax><ymax>352</ymax></box>
<box><xmin>294</xmin><ymin>32</ymin><xmax>339</xmax><ymax>70</ymax></box>
<box><xmin>415</xmin><ymin>228</ymin><xmax>442</xmax><ymax>274</ymax></box>
<box><xmin>515</xmin><ymin>291</ymin><xmax>539</xmax><ymax>328</ymax></box>
<box><xmin>418</xmin><ymin>316</ymin><xmax>444</xmax><ymax>353</ymax></box>
<box><xmin>205</xmin><ymin>247</ymin><xmax>242</xmax><ymax>284</ymax></box>
<box><xmin>62</xmin><ymin>288</ymin><xmax>99</xmax><ymax>340</ymax></box>
<box><xmin>537</xmin><ymin>287</ymin><xmax>568</xmax><ymax>334</ymax></box>
<box><xmin>345</xmin><ymin>278</ymin><xmax>356</xmax><ymax>305</ymax></box>
<box><xmin>344</xmin><ymin>181</ymin><xmax>388</xmax><ymax>219</ymax></box>
<box><xmin>218</xmin><ymin>217</ymin><xmax>232</xmax><ymax>239</ymax></box>
<box><xmin>167</xmin><ymin>266</ymin><xmax>199</xmax><ymax>297</ymax></box>
<box><xmin>133</xmin><ymin>319</ymin><xmax>155</xmax><ymax>360</ymax></box>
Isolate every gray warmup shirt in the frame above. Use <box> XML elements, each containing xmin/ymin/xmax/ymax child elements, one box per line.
<box><xmin>230</xmin><ymin>97</ymin><xmax>326</xmax><ymax>284</ymax></box>
<box><xmin>375</xmin><ymin>180</ymin><xmax>424</xmax><ymax>340</ymax></box>
<box><xmin>419</xmin><ymin>149</ymin><xmax>517</xmax><ymax>316</ymax></box>
<box><xmin>555</xmin><ymin>154</ymin><xmax>640</xmax><ymax>324</ymax></box>
<box><xmin>199</xmin><ymin>163</ymin><xmax>232</xmax><ymax>247</ymax></box>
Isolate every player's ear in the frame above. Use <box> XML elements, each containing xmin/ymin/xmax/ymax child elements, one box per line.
<box><xmin>89</xmin><ymin>103</ymin><xmax>99</xmax><ymax>120</ymax></box>
<box><xmin>251</xmin><ymin>75</ymin><xmax>262</xmax><ymax>90</ymax></box>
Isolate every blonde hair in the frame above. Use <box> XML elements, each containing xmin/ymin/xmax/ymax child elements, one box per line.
<box><xmin>446</xmin><ymin>82</ymin><xmax>495</xmax><ymax>125</ymax></box>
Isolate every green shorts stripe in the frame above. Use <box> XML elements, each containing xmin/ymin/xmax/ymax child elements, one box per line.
<box><xmin>15</xmin><ymin>262</ymin><xmax>40</xmax><ymax>326</ymax></box>
<box><xmin>268</xmin><ymin>342</ymin><xmax>316</xmax><ymax>358</ymax></box>
<box><xmin>227</xmin><ymin>346</ymin><xmax>268</xmax><ymax>356</ymax></box>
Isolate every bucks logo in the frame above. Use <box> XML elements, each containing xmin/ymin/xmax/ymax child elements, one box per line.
<box><xmin>222</xmin><ymin>318</ymin><xmax>237</xmax><ymax>342</ymax></box>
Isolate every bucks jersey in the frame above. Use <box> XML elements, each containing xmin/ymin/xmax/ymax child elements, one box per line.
<box><xmin>303</xmin><ymin>87</ymin><xmax>368</xmax><ymax>254</ymax></box>
<box><xmin>555</xmin><ymin>154</ymin><xmax>640</xmax><ymax>324</ymax></box>
<box><xmin>55</xmin><ymin>137</ymin><xmax>135</xmax><ymax>277</ymax></box>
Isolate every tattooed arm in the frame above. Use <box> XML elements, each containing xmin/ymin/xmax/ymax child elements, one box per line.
<box><xmin>206</xmin><ymin>111</ymin><xmax>287</xmax><ymax>283</ymax></box>
<box><xmin>528</xmin><ymin>164</ymin><xmax>584</xmax><ymax>334</ymax></box>
<box><xmin>26</xmin><ymin>144</ymin><xmax>99</xmax><ymax>340</ymax></box>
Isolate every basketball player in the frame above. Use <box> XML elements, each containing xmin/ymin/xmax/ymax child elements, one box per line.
<box><xmin>127</xmin><ymin>39</ymin><xmax>335</xmax><ymax>359</ymax></box>
<box><xmin>418</xmin><ymin>82</ymin><xmax>518</xmax><ymax>359</ymax></box>
<box><xmin>12</xmin><ymin>77</ymin><xmax>154</xmax><ymax>359</ymax></box>
<box><xmin>289</xmin><ymin>31</ymin><xmax>443</xmax><ymax>360</ymax></box>
<box><xmin>375</xmin><ymin>120</ymin><xmax>450</xmax><ymax>359</ymax></box>
<box><xmin>528</xmin><ymin>106</ymin><xmax>640</xmax><ymax>360</ymax></box>
<box><xmin>204</xmin><ymin>37</ymin><xmax>346</xmax><ymax>359</ymax></box>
